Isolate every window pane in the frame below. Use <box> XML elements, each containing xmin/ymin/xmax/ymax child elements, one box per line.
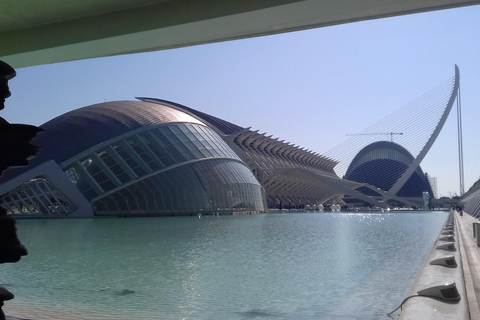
<box><xmin>112</xmin><ymin>143</ymin><xmax>146</xmax><ymax>177</ymax></box>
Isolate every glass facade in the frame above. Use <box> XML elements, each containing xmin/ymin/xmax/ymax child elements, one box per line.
<box><xmin>0</xmin><ymin>102</ymin><xmax>267</xmax><ymax>217</ymax></box>
<box><xmin>93</xmin><ymin>159</ymin><xmax>265</xmax><ymax>216</ymax></box>
<box><xmin>345</xmin><ymin>141</ymin><xmax>433</xmax><ymax>199</ymax></box>
<box><xmin>0</xmin><ymin>178</ymin><xmax>74</xmax><ymax>215</ymax></box>
<box><xmin>62</xmin><ymin>122</ymin><xmax>265</xmax><ymax>216</ymax></box>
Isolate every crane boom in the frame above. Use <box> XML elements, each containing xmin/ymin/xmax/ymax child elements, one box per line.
<box><xmin>345</xmin><ymin>132</ymin><xmax>403</xmax><ymax>142</ymax></box>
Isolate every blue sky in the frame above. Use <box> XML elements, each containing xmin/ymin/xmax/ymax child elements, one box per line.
<box><xmin>3</xmin><ymin>5</ymin><xmax>480</xmax><ymax>198</ymax></box>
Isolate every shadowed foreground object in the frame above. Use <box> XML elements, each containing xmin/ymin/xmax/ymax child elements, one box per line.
<box><xmin>0</xmin><ymin>60</ymin><xmax>42</xmax><ymax>320</ymax></box>
<box><xmin>0</xmin><ymin>207</ymin><xmax>28</xmax><ymax>263</ymax></box>
<box><xmin>0</xmin><ymin>207</ymin><xmax>26</xmax><ymax>320</ymax></box>
<box><xmin>0</xmin><ymin>124</ymin><xmax>43</xmax><ymax>173</ymax></box>
<box><xmin>0</xmin><ymin>286</ymin><xmax>13</xmax><ymax>320</ymax></box>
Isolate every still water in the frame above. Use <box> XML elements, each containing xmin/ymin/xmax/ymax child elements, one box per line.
<box><xmin>2</xmin><ymin>211</ymin><xmax>447</xmax><ymax>320</ymax></box>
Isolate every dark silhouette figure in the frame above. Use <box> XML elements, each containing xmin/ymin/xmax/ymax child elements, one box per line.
<box><xmin>0</xmin><ymin>60</ymin><xmax>43</xmax><ymax>320</ymax></box>
<box><xmin>0</xmin><ymin>61</ymin><xmax>14</xmax><ymax>112</ymax></box>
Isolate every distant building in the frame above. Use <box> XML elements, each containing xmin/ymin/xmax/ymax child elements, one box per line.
<box><xmin>426</xmin><ymin>174</ymin><xmax>438</xmax><ymax>199</ymax></box>
<box><xmin>343</xmin><ymin>141</ymin><xmax>434</xmax><ymax>206</ymax></box>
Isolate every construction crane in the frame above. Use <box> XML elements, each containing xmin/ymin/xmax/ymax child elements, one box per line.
<box><xmin>346</xmin><ymin>132</ymin><xmax>403</xmax><ymax>142</ymax></box>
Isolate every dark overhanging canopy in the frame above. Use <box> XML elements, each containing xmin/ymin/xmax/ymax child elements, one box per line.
<box><xmin>1</xmin><ymin>0</ymin><xmax>479</xmax><ymax>68</ymax></box>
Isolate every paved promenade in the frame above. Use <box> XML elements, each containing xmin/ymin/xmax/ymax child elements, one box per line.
<box><xmin>456</xmin><ymin>210</ymin><xmax>480</xmax><ymax>320</ymax></box>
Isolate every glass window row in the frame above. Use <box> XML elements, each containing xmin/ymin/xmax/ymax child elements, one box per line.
<box><xmin>92</xmin><ymin>159</ymin><xmax>265</xmax><ymax>215</ymax></box>
<box><xmin>63</xmin><ymin>123</ymin><xmax>242</xmax><ymax>200</ymax></box>
<box><xmin>0</xmin><ymin>178</ymin><xmax>75</xmax><ymax>215</ymax></box>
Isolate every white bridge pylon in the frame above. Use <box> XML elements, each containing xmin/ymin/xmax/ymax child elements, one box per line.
<box><xmin>325</xmin><ymin>65</ymin><xmax>460</xmax><ymax>201</ymax></box>
<box><xmin>388</xmin><ymin>65</ymin><xmax>459</xmax><ymax>195</ymax></box>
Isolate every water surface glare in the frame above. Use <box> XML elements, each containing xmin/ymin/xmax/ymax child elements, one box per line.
<box><xmin>2</xmin><ymin>211</ymin><xmax>447</xmax><ymax>319</ymax></box>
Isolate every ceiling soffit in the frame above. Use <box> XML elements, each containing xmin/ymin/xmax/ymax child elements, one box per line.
<box><xmin>1</xmin><ymin>0</ymin><xmax>479</xmax><ymax>67</ymax></box>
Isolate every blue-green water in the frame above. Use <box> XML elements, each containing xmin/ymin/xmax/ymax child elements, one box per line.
<box><xmin>2</xmin><ymin>211</ymin><xmax>447</xmax><ymax>319</ymax></box>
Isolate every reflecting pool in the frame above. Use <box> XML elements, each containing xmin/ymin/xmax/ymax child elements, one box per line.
<box><xmin>2</xmin><ymin>211</ymin><xmax>447</xmax><ymax>319</ymax></box>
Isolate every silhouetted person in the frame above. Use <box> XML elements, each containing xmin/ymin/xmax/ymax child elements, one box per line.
<box><xmin>0</xmin><ymin>61</ymin><xmax>15</xmax><ymax>112</ymax></box>
<box><xmin>0</xmin><ymin>60</ymin><xmax>42</xmax><ymax>320</ymax></box>
<box><xmin>0</xmin><ymin>61</ymin><xmax>42</xmax><ymax>173</ymax></box>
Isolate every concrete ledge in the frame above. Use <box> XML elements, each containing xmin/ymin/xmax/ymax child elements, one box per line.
<box><xmin>394</xmin><ymin>211</ymin><xmax>469</xmax><ymax>319</ymax></box>
<box><xmin>456</xmin><ymin>210</ymin><xmax>480</xmax><ymax>320</ymax></box>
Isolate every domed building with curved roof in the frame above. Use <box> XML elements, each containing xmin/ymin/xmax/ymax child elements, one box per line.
<box><xmin>0</xmin><ymin>100</ymin><xmax>266</xmax><ymax>217</ymax></box>
<box><xmin>344</xmin><ymin>141</ymin><xmax>433</xmax><ymax>202</ymax></box>
<box><xmin>138</xmin><ymin>98</ymin><xmax>345</xmax><ymax>209</ymax></box>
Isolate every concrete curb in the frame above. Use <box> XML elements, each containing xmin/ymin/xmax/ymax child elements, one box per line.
<box><xmin>395</xmin><ymin>211</ymin><xmax>469</xmax><ymax>320</ymax></box>
<box><xmin>456</xmin><ymin>211</ymin><xmax>480</xmax><ymax>319</ymax></box>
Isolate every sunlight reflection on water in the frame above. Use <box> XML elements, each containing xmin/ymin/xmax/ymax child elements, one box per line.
<box><xmin>2</xmin><ymin>211</ymin><xmax>447</xmax><ymax>319</ymax></box>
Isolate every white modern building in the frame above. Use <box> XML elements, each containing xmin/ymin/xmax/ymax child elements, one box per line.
<box><xmin>0</xmin><ymin>100</ymin><xmax>267</xmax><ymax>217</ymax></box>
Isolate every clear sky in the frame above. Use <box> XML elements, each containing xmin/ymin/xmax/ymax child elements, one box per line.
<box><xmin>3</xmin><ymin>5</ymin><xmax>480</xmax><ymax>198</ymax></box>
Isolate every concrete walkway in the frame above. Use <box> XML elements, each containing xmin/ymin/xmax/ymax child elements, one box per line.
<box><xmin>456</xmin><ymin>210</ymin><xmax>480</xmax><ymax>320</ymax></box>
